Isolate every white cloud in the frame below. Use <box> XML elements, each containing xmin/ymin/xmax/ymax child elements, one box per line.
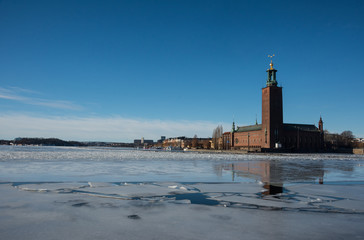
<box><xmin>0</xmin><ymin>114</ymin><xmax>224</xmax><ymax>142</ymax></box>
<box><xmin>0</xmin><ymin>87</ymin><xmax>82</xmax><ymax>110</ymax></box>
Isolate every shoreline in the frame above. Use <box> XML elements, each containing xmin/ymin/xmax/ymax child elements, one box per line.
<box><xmin>184</xmin><ymin>148</ymin><xmax>364</xmax><ymax>155</ymax></box>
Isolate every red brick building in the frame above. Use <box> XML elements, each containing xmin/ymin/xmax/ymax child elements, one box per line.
<box><xmin>223</xmin><ymin>61</ymin><xmax>324</xmax><ymax>152</ymax></box>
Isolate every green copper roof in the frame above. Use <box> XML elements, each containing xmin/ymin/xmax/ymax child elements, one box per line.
<box><xmin>266</xmin><ymin>61</ymin><xmax>278</xmax><ymax>87</ymax></box>
<box><xmin>236</xmin><ymin>124</ymin><xmax>262</xmax><ymax>132</ymax></box>
<box><xmin>231</xmin><ymin>121</ymin><xmax>236</xmax><ymax>133</ymax></box>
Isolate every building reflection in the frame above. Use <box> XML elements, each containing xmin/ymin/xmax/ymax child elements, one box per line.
<box><xmin>215</xmin><ymin>161</ymin><xmax>326</xmax><ymax>195</ymax></box>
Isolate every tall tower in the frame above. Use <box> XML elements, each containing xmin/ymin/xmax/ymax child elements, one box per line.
<box><xmin>318</xmin><ymin>116</ymin><xmax>324</xmax><ymax>150</ymax></box>
<box><xmin>261</xmin><ymin>60</ymin><xmax>283</xmax><ymax>149</ymax></box>
<box><xmin>318</xmin><ymin>116</ymin><xmax>324</xmax><ymax>132</ymax></box>
<box><xmin>230</xmin><ymin>120</ymin><xmax>235</xmax><ymax>149</ymax></box>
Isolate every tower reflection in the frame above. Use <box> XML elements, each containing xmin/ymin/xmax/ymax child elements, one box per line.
<box><xmin>215</xmin><ymin>160</ymin><xmax>325</xmax><ymax>195</ymax></box>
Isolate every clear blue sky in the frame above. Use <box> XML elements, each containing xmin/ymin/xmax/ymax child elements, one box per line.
<box><xmin>0</xmin><ymin>0</ymin><xmax>363</xmax><ymax>141</ymax></box>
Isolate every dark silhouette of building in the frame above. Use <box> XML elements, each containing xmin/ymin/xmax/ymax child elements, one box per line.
<box><xmin>223</xmin><ymin>60</ymin><xmax>324</xmax><ymax>152</ymax></box>
<box><xmin>157</xmin><ymin>136</ymin><xmax>166</xmax><ymax>143</ymax></box>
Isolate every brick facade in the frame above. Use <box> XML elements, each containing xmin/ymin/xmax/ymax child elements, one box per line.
<box><xmin>224</xmin><ymin>62</ymin><xmax>324</xmax><ymax>152</ymax></box>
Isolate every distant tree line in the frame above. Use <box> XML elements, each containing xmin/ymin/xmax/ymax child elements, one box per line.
<box><xmin>0</xmin><ymin>138</ymin><xmax>135</xmax><ymax>148</ymax></box>
<box><xmin>324</xmin><ymin>130</ymin><xmax>363</xmax><ymax>151</ymax></box>
<box><xmin>13</xmin><ymin>138</ymin><xmax>86</xmax><ymax>146</ymax></box>
<box><xmin>0</xmin><ymin>140</ymin><xmax>11</xmax><ymax>145</ymax></box>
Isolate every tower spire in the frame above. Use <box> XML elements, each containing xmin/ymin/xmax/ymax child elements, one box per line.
<box><xmin>318</xmin><ymin>115</ymin><xmax>324</xmax><ymax>132</ymax></box>
<box><xmin>268</xmin><ymin>54</ymin><xmax>275</xmax><ymax>69</ymax></box>
<box><xmin>231</xmin><ymin>115</ymin><xmax>236</xmax><ymax>133</ymax></box>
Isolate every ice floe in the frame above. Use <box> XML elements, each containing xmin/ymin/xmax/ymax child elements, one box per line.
<box><xmin>1</xmin><ymin>146</ymin><xmax>364</xmax><ymax>239</ymax></box>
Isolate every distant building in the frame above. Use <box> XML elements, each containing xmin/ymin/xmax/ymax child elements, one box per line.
<box><xmin>163</xmin><ymin>136</ymin><xmax>186</xmax><ymax>148</ymax></box>
<box><xmin>223</xmin><ymin>61</ymin><xmax>324</xmax><ymax>152</ymax></box>
<box><xmin>157</xmin><ymin>136</ymin><xmax>166</xmax><ymax>143</ymax></box>
<box><xmin>163</xmin><ymin>136</ymin><xmax>211</xmax><ymax>149</ymax></box>
<box><xmin>134</xmin><ymin>137</ymin><xmax>154</xmax><ymax>145</ymax></box>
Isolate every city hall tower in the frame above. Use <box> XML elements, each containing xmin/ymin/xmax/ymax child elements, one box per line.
<box><xmin>261</xmin><ymin>60</ymin><xmax>283</xmax><ymax>148</ymax></box>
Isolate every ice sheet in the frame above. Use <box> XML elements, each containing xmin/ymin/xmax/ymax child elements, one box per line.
<box><xmin>15</xmin><ymin>182</ymin><xmax>87</xmax><ymax>192</ymax></box>
<box><xmin>1</xmin><ymin>146</ymin><xmax>364</xmax><ymax>239</ymax></box>
<box><xmin>1</xmin><ymin>182</ymin><xmax>364</xmax><ymax>240</ymax></box>
<box><xmin>9</xmin><ymin>181</ymin><xmax>364</xmax><ymax>214</ymax></box>
<box><xmin>1</xmin><ymin>145</ymin><xmax>363</xmax><ymax>183</ymax></box>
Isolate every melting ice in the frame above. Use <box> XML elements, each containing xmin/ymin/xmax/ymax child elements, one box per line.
<box><xmin>1</xmin><ymin>146</ymin><xmax>364</xmax><ymax>240</ymax></box>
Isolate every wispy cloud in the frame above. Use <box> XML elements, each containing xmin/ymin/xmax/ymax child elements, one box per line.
<box><xmin>0</xmin><ymin>114</ymin><xmax>224</xmax><ymax>142</ymax></box>
<box><xmin>0</xmin><ymin>87</ymin><xmax>82</xmax><ymax>110</ymax></box>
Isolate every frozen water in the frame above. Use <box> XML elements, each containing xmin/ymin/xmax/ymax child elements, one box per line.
<box><xmin>1</xmin><ymin>145</ymin><xmax>364</xmax><ymax>183</ymax></box>
<box><xmin>1</xmin><ymin>146</ymin><xmax>364</xmax><ymax>239</ymax></box>
<box><xmin>14</xmin><ymin>182</ymin><xmax>88</xmax><ymax>192</ymax></box>
<box><xmin>1</xmin><ymin>181</ymin><xmax>364</xmax><ymax>240</ymax></box>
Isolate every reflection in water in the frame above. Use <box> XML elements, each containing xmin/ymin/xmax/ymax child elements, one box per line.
<box><xmin>215</xmin><ymin>160</ymin><xmax>328</xmax><ymax>195</ymax></box>
<box><xmin>262</xmin><ymin>184</ymin><xmax>283</xmax><ymax>195</ymax></box>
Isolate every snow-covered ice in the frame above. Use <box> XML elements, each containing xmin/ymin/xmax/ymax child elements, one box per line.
<box><xmin>1</xmin><ymin>146</ymin><xmax>364</xmax><ymax>239</ymax></box>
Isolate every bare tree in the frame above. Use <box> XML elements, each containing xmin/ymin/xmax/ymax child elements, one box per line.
<box><xmin>324</xmin><ymin>129</ymin><xmax>355</xmax><ymax>149</ymax></box>
<box><xmin>212</xmin><ymin>125</ymin><xmax>223</xmax><ymax>149</ymax></box>
<box><xmin>192</xmin><ymin>134</ymin><xmax>198</xmax><ymax>148</ymax></box>
<box><xmin>341</xmin><ymin>130</ymin><xmax>355</xmax><ymax>147</ymax></box>
<box><xmin>341</xmin><ymin>131</ymin><xmax>354</xmax><ymax>140</ymax></box>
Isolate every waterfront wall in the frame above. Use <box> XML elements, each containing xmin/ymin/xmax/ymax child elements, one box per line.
<box><xmin>353</xmin><ymin>148</ymin><xmax>364</xmax><ymax>155</ymax></box>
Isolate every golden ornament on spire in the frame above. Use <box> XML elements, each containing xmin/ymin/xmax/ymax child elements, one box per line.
<box><xmin>268</xmin><ymin>54</ymin><xmax>275</xmax><ymax>69</ymax></box>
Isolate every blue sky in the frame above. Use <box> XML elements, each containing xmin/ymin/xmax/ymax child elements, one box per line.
<box><xmin>0</xmin><ymin>0</ymin><xmax>363</xmax><ymax>141</ymax></box>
